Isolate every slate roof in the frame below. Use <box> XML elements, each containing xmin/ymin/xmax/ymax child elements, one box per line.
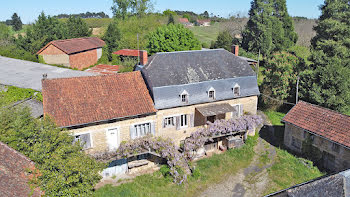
<box><xmin>42</xmin><ymin>71</ymin><xmax>157</xmax><ymax>127</ymax></box>
<box><xmin>282</xmin><ymin>101</ymin><xmax>350</xmax><ymax>148</ymax></box>
<box><xmin>37</xmin><ymin>37</ymin><xmax>105</xmax><ymax>55</ymax></box>
<box><xmin>142</xmin><ymin>49</ymin><xmax>257</xmax><ymax>88</ymax></box>
<box><xmin>0</xmin><ymin>142</ymin><xmax>42</xmax><ymax>197</ymax></box>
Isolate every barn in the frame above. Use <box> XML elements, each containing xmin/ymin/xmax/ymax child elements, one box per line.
<box><xmin>37</xmin><ymin>37</ymin><xmax>105</xmax><ymax>70</ymax></box>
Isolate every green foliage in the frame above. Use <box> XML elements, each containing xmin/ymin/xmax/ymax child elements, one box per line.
<box><xmin>147</xmin><ymin>24</ymin><xmax>201</xmax><ymax>54</ymax></box>
<box><xmin>211</xmin><ymin>30</ymin><xmax>233</xmax><ymax>51</ymax></box>
<box><xmin>11</xmin><ymin>13</ymin><xmax>23</xmax><ymax>31</ymax></box>
<box><xmin>163</xmin><ymin>9</ymin><xmax>176</xmax><ymax>16</ymax></box>
<box><xmin>301</xmin><ymin>0</ymin><xmax>350</xmax><ymax>114</ymax></box>
<box><xmin>0</xmin><ymin>86</ymin><xmax>41</xmax><ymax>107</ymax></box>
<box><xmin>0</xmin><ymin>23</ymin><xmax>11</xmax><ymax>40</ymax></box>
<box><xmin>159</xmin><ymin>165</ymin><xmax>171</xmax><ymax>178</ymax></box>
<box><xmin>103</xmin><ymin>21</ymin><xmax>121</xmax><ymax>61</ymax></box>
<box><xmin>264</xmin><ymin>149</ymin><xmax>324</xmax><ymax>195</ymax></box>
<box><xmin>0</xmin><ymin>107</ymin><xmax>104</xmax><ymax>196</ymax></box>
<box><xmin>261</xmin><ymin>52</ymin><xmax>306</xmax><ymax>108</ymax></box>
<box><xmin>263</xmin><ymin>110</ymin><xmax>286</xmax><ymax>126</ymax></box>
<box><xmin>167</xmin><ymin>14</ymin><xmax>175</xmax><ymax>25</ymax></box>
<box><xmin>66</xmin><ymin>16</ymin><xmax>92</xmax><ymax>38</ymax></box>
<box><xmin>112</xmin><ymin>0</ymin><xmax>153</xmax><ymax>19</ymax></box>
<box><xmin>0</xmin><ymin>44</ymin><xmax>38</xmax><ymax>62</ymax></box>
<box><xmin>242</xmin><ymin>0</ymin><xmax>298</xmax><ymax>56</ymax></box>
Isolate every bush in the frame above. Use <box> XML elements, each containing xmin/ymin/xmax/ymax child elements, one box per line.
<box><xmin>0</xmin><ymin>44</ymin><xmax>37</xmax><ymax>62</ymax></box>
<box><xmin>160</xmin><ymin>165</ymin><xmax>171</xmax><ymax>178</ymax></box>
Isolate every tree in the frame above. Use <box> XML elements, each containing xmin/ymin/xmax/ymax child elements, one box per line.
<box><xmin>242</xmin><ymin>0</ymin><xmax>297</xmax><ymax>56</ymax></box>
<box><xmin>201</xmin><ymin>11</ymin><xmax>209</xmax><ymax>19</ymax></box>
<box><xmin>131</xmin><ymin>0</ymin><xmax>153</xmax><ymax>17</ymax></box>
<box><xmin>11</xmin><ymin>13</ymin><xmax>22</xmax><ymax>31</ymax></box>
<box><xmin>112</xmin><ymin>0</ymin><xmax>131</xmax><ymax>20</ymax></box>
<box><xmin>167</xmin><ymin>14</ymin><xmax>175</xmax><ymax>25</ymax></box>
<box><xmin>147</xmin><ymin>24</ymin><xmax>201</xmax><ymax>54</ymax></box>
<box><xmin>0</xmin><ymin>107</ymin><xmax>104</xmax><ymax>196</ymax></box>
<box><xmin>261</xmin><ymin>52</ymin><xmax>306</xmax><ymax>108</ymax></box>
<box><xmin>301</xmin><ymin>0</ymin><xmax>350</xmax><ymax>114</ymax></box>
<box><xmin>66</xmin><ymin>16</ymin><xmax>92</xmax><ymax>38</ymax></box>
<box><xmin>0</xmin><ymin>23</ymin><xmax>10</xmax><ymax>40</ymax></box>
<box><xmin>211</xmin><ymin>30</ymin><xmax>233</xmax><ymax>51</ymax></box>
<box><xmin>103</xmin><ymin>21</ymin><xmax>121</xmax><ymax>61</ymax></box>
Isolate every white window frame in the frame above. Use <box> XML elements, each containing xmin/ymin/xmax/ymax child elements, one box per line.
<box><xmin>208</xmin><ymin>87</ymin><xmax>216</xmax><ymax>100</ymax></box>
<box><xmin>73</xmin><ymin>131</ymin><xmax>93</xmax><ymax>149</ymax></box>
<box><xmin>180</xmin><ymin>90</ymin><xmax>189</xmax><ymax>104</ymax></box>
<box><xmin>233</xmin><ymin>84</ymin><xmax>240</xmax><ymax>97</ymax></box>
<box><xmin>180</xmin><ymin>114</ymin><xmax>188</xmax><ymax>128</ymax></box>
<box><xmin>133</xmin><ymin>122</ymin><xmax>152</xmax><ymax>138</ymax></box>
<box><xmin>105</xmin><ymin>126</ymin><xmax>121</xmax><ymax>151</ymax></box>
<box><xmin>164</xmin><ymin>116</ymin><xmax>176</xmax><ymax>128</ymax></box>
<box><xmin>231</xmin><ymin>104</ymin><xmax>242</xmax><ymax>118</ymax></box>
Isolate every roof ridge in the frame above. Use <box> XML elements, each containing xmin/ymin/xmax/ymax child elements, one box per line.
<box><xmin>52</xmin><ymin>37</ymin><xmax>99</xmax><ymax>43</ymax></box>
<box><xmin>299</xmin><ymin>100</ymin><xmax>350</xmax><ymax>118</ymax></box>
<box><xmin>42</xmin><ymin>71</ymin><xmax>140</xmax><ymax>82</ymax></box>
<box><xmin>156</xmin><ymin>48</ymin><xmax>225</xmax><ymax>55</ymax></box>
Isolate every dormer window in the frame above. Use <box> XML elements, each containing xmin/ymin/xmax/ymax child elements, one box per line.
<box><xmin>208</xmin><ymin>87</ymin><xmax>215</xmax><ymax>100</ymax></box>
<box><xmin>180</xmin><ymin>90</ymin><xmax>189</xmax><ymax>103</ymax></box>
<box><xmin>233</xmin><ymin>84</ymin><xmax>240</xmax><ymax>97</ymax></box>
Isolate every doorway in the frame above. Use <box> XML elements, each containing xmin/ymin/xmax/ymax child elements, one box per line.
<box><xmin>106</xmin><ymin>128</ymin><xmax>120</xmax><ymax>151</ymax></box>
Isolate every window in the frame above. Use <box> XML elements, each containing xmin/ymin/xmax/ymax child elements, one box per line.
<box><xmin>164</xmin><ymin>117</ymin><xmax>175</xmax><ymax>128</ymax></box>
<box><xmin>233</xmin><ymin>84</ymin><xmax>240</xmax><ymax>96</ymax></box>
<box><xmin>180</xmin><ymin>90</ymin><xmax>189</xmax><ymax>103</ymax></box>
<box><xmin>180</xmin><ymin>114</ymin><xmax>188</xmax><ymax>127</ymax></box>
<box><xmin>232</xmin><ymin>104</ymin><xmax>243</xmax><ymax>118</ymax></box>
<box><xmin>73</xmin><ymin>133</ymin><xmax>92</xmax><ymax>149</ymax></box>
<box><xmin>208</xmin><ymin>90</ymin><xmax>215</xmax><ymax>99</ymax></box>
<box><xmin>332</xmin><ymin>142</ymin><xmax>340</xmax><ymax>153</ymax></box>
<box><xmin>134</xmin><ymin>123</ymin><xmax>151</xmax><ymax>138</ymax></box>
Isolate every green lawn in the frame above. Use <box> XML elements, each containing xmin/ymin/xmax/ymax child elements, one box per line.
<box><xmin>94</xmin><ymin>135</ymin><xmax>258</xmax><ymax>197</ymax></box>
<box><xmin>190</xmin><ymin>23</ymin><xmax>225</xmax><ymax>46</ymax></box>
<box><xmin>264</xmin><ymin>149</ymin><xmax>325</xmax><ymax>195</ymax></box>
<box><xmin>264</xmin><ymin>110</ymin><xmax>286</xmax><ymax>126</ymax></box>
<box><xmin>0</xmin><ymin>85</ymin><xmax>42</xmax><ymax>107</ymax></box>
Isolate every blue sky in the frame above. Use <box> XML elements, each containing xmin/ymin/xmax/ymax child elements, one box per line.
<box><xmin>1</xmin><ymin>0</ymin><xmax>324</xmax><ymax>24</ymax></box>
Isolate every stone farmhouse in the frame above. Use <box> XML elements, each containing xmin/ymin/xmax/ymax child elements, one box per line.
<box><xmin>42</xmin><ymin>49</ymin><xmax>260</xmax><ymax>173</ymax></box>
<box><xmin>37</xmin><ymin>37</ymin><xmax>105</xmax><ymax>70</ymax></box>
<box><xmin>282</xmin><ymin>101</ymin><xmax>350</xmax><ymax>172</ymax></box>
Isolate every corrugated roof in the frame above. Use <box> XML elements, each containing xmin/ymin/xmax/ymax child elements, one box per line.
<box><xmin>37</xmin><ymin>37</ymin><xmax>105</xmax><ymax>55</ymax></box>
<box><xmin>42</xmin><ymin>72</ymin><xmax>157</xmax><ymax>127</ymax></box>
<box><xmin>142</xmin><ymin>49</ymin><xmax>257</xmax><ymax>88</ymax></box>
<box><xmin>282</xmin><ymin>101</ymin><xmax>350</xmax><ymax>148</ymax></box>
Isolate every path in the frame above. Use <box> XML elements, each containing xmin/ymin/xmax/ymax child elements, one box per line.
<box><xmin>200</xmin><ymin>113</ymin><xmax>277</xmax><ymax>197</ymax></box>
<box><xmin>0</xmin><ymin>56</ymin><xmax>95</xmax><ymax>91</ymax></box>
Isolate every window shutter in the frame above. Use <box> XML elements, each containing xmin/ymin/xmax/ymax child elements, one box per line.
<box><xmin>240</xmin><ymin>104</ymin><xmax>244</xmax><ymax>116</ymax></box>
<box><xmin>151</xmin><ymin>122</ymin><xmax>156</xmax><ymax>135</ymax></box>
<box><xmin>130</xmin><ymin>125</ymin><xmax>135</xmax><ymax>139</ymax></box>
<box><xmin>81</xmin><ymin>133</ymin><xmax>91</xmax><ymax>149</ymax></box>
<box><xmin>162</xmin><ymin>118</ymin><xmax>166</xmax><ymax>128</ymax></box>
<box><xmin>176</xmin><ymin>116</ymin><xmax>180</xmax><ymax>130</ymax></box>
<box><xmin>190</xmin><ymin>114</ymin><xmax>194</xmax><ymax>127</ymax></box>
<box><xmin>186</xmin><ymin>114</ymin><xmax>190</xmax><ymax>127</ymax></box>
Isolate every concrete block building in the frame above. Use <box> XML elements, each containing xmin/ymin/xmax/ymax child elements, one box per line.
<box><xmin>282</xmin><ymin>101</ymin><xmax>350</xmax><ymax>172</ymax></box>
<box><xmin>37</xmin><ymin>37</ymin><xmax>105</xmax><ymax>70</ymax></box>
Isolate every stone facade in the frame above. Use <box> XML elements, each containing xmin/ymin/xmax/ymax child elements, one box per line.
<box><xmin>284</xmin><ymin>122</ymin><xmax>350</xmax><ymax>172</ymax></box>
<box><xmin>39</xmin><ymin>44</ymin><xmax>70</xmax><ymax>66</ymax></box>
<box><xmin>70</xmin><ymin>95</ymin><xmax>258</xmax><ymax>154</ymax></box>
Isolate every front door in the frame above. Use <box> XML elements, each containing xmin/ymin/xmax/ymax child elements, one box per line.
<box><xmin>106</xmin><ymin>128</ymin><xmax>120</xmax><ymax>151</ymax></box>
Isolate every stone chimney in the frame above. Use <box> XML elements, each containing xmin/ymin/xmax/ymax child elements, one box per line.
<box><xmin>231</xmin><ymin>45</ymin><xmax>239</xmax><ymax>56</ymax></box>
<box><xmin>140</xmin><ymin>50</ymin><xmax>148</xmax><ymax>65</ymax></box>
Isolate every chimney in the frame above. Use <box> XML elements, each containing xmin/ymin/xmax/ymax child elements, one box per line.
<box><xmin>140</xmin><ymin>50</ymin><xmax>148</xmax><ymax>65</ymax></box>
<box><xmin>231</xmin><ymin>45</ymin><xmax>239</xmax><ymax>56</ymax></box>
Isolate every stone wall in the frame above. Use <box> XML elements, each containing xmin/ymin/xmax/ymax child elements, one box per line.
<box><xmin>284</xmin><ymin>122</ymin><xmax>350</xmax><ymax>172</ymax></box>
<box><xmin>39</xmin><ymin>45</ymin><xmax>70</xmax><ymax>66</ymax></box>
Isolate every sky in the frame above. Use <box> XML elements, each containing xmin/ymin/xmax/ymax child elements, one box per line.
<box><xmin>1</xmin><ymin>0</ymin><xmax>324</xmax><ymax>24</ymax></box>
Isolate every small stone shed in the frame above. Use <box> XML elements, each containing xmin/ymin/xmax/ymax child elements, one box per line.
<box><xmin>37</xmin><ymin>37</ymin><xmax>105</xmax><ymax>70</ymax></box>
<box><xmin>282</xmin><ymin>101</ymin><xmax>350</xmax><ymax>172</ymax></box>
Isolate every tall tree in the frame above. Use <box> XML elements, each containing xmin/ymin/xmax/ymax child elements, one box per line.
<box><xmin>211</xmin><ymin>30</ymin><xmax>233</xmax><ymax>51</ymax></box>
<box><xmin>167</xmin><ymin>14</ymin><xmax>175</xmax><ymax>25</ymax></box>
<box><xmin>11</xmin><ymin>13</ymin><xmax>23</xmax><ymax>31</ymax></box>
<box><xmin>66</xmin><ymin>16</ymin><xmax>92</xmax><ymax>38</ymax></box>
<box><xmin>112</xmin><ymin>0</ymin><xmax>130</xmax><ymax>20</ymax></box>
<box><xmin>147</xmin><ymin>24</ymin><xmax>201</xmax><ymax>54</ymax></box>
<box><xmin>301</xmin><ymin>0</ymin><xmax>350</xmax><ymax>114</ymax></box>
<box><xmin>103</xmin><ymin>21</ymin><xmax>121</xmax><ymax>61</ymax></box>
<box><xmin>242</xmin><ymin>0</ymin><xmax>297</xmax><ymax>56</ymax></box>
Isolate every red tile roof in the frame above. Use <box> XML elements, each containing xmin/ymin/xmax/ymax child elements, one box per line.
<box><xmin>179</xmin><ymin>18</ymin><xmax>189</xmax><ymax>23</ymax></box>
<box><xmin>86</xmin><ymin>64</ymin><xmax>120</xmax><ymax>75</ymax></box>
<box><xmin>42</xmin><ymin>71</ymin><xmax>157</xmax><ymax>127</ymax></box>
<box><xmin>0</xmin><ymin>142</ymin><xmax>42</xmax><ymax>197</ymax></box>
<box><xmin>282</xmin><ymin>101</ymin><xmax>350</xmax><ymax>148</ymax></box>
<box><xmin>113</xmin><ymin>49</ymin><xmax>142</xmax><ymax>57</ymax></box>
<box><xmin>37</xmin><ymin>37</ymin><xmax>105</xmax><ymax>55</ymax></box>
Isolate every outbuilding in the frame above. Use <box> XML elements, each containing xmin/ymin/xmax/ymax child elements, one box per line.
<box><xmin>37</xmin><ymin>37</ymin><xmax>105</xmax><ymax>70</ymax></box>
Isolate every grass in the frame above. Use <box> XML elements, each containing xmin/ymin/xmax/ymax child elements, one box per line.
<box><xmin>264</xmin><ymin>110</ymin><xmax>286</xmax><ymax>126</ymax></box>
<box><xmin>0</xmin><ymin>85</ymin><xmax>42</xmax><ymax>107</ymax></box>
<box><xmin>190</xmin><ymin>22</ymin><xmax>224</xmax><ymax>45</ymax></box>
<box><xmin>94</xmin><ymin>134</ymin><xmax>258</xmax><ymax>197</ymax></box>
<box><xmin>264</xmin><ymin>148</ymin><xmax>325</xmax><ymax>195</ymax></box>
